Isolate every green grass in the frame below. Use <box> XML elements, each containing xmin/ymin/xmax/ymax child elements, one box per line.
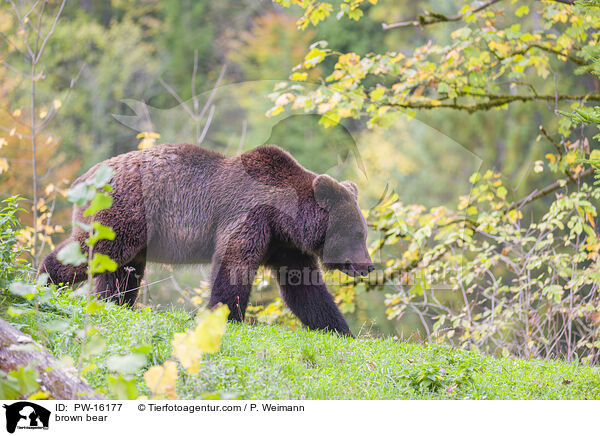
<box><xmin>2</xmin><ymin>291</ymin><xmax>600</xmax><ymax>399</ymax></box>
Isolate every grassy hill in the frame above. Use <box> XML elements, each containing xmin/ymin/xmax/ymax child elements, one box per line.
<box><xmin>1</xmin><ymin>292</ymin><xmax>599</xmax><ymax>400</ymax></box>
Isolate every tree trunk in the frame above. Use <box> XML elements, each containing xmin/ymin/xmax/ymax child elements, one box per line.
<box><xmin>0</xmin><ymin>318</ymin><xmax>104</xmax><ymax>400</ymax></box>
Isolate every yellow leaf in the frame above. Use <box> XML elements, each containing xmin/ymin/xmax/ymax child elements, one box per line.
<box><xmin>275</xmin><ymin>92</ymin><xmax>294</xmax><ymax>107</ymax></box>
<box><xmin>171</xmin><ymin>333</ymin><xmax>202</xmax><ymax>374</ymax></box>
<box><xmin>290</xmin><ymin>72</ymin><xmax>308</xmax><ymax>81</ymax></box>
<box><xmin>564</xmin><ymin>152</ymin><xmax>577</xmax><ymax>165</ymax></box>
<box><xmin>0</xmin><ymin>158</ymin><xmax>8</xmax><ymax>173</ymax></box>
<box><xmin>53</xmin><ymin>99</ymin><xmax>62</xmax><ymax>110</ymax></box>
<box><xmin>266</xmin><ymin>106</ymin><xmax>283</xmax><ymax>118</ymax></box>
<box><xmin>136</xmin><ymin>131</ymin><xmax>160</xmax><ymax>139</ymax></box>
<box><xmin>137</xmin><ymin>138</ymin><xmax>155</xmax><ymax>150</ymax></box>
<box><xmin>507</xmin><ymin>209</ymin><xmax>523</xmax><ymax>221</ymax></box>
<box><xmin>191</xmin><ymin>304</ymin><xmax>229</xmax><ymax>353</ymax></box>
<box><xmin>515</xmin><ymin>6</ymin><xmax>529</xmax><ymax>17</ymax></box>
<box><xmin>12</xmin><ymin>109</ymin><xmax>21</xmax><ymax>117</ymax></box>
<box><xmin>39</xmin><ymin>108</ymin><xmax>48</xmax><ymax>119</ymax></box>
<box><xmin>137</xmin><ymin>131</ymin><xmax>160</xmax><ymax>149</ymax></box>
<box><xmin>28</xmin><ymin>390</ymin><xmax>50</xmax><ymax>400</ymax></box>
<box><xmin>0</xmin><ymin>137</ymin><xmax>6</xmax><ymax>149</ymax></box>
<box><xmin>338</xmin><ymin>107</ymin><xmax>353</xmax><ymax>117</ymax></box>
<box><xmin>144</xmin><ymin>361</ymin><xmax>178</xmax><ymax>399</ymax></box>
<box><xmin>304</xmin><ymin>47</ymin><xmax>327</xmax><ymax>69</ymax></box>
<box><xmin>171</xmin><ymin>305</ymin><xmax>229</xmax><ymax>374</ymax></box>
<box><xmin>337</xmin><ymin>53</ymin><xmax>360</xmax><ymax>66</ymax></box>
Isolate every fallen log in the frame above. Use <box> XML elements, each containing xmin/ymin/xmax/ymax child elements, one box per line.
<box><xmin>0</xmin><ymin>318</ymin><xmax>104</xmax><ymax>400</ymax></box>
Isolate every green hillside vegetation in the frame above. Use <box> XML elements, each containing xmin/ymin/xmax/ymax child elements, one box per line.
<box><xmin>1</xmin><ymin>292</ymin><xmax>599</xmax><ymax>400</ymax></box>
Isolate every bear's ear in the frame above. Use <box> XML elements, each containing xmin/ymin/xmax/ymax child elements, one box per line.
<box><xmin>313</xmin><ymin>174</ymin><xmax>346</xmax><ymax>206</ymax></box>
<box><xmin>341</xmin><ymin>180</ymin><xmax>358</xmax><ymax>200</ymax></box>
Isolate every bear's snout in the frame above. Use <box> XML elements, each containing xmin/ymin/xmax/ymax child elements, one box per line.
<box><xmin>347</xmin><ymin>261</ymin><xmax>375</xmax><ymax>277</ymax></box>
<box><xmin>325</xmin><ymin>260</ymin><xmax>374</xmax><ymax>277</ymax></box>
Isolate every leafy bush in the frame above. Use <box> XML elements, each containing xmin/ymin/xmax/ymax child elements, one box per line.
<box><xmin>0</xmin><ymin>196</ymin><xmax>25</xmax><ymax>288</ymax></box>
<box><xmin>366</xmin><ymin>162</ymin><xmax>600</xmax><ymax>362</ymax></box>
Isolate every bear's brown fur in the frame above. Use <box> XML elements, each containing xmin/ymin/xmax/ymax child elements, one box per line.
<box><xmin>39</xmin><ymin>143</ymin><xmax>373</xmax><ymax>336</ymax></box>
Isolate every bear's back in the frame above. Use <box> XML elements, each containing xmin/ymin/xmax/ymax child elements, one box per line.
<box><xmin>239</xmin><ymin>144</ymin><xmax>315</xmax><ymax>197</ymax></box>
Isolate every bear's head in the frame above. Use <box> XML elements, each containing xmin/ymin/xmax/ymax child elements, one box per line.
<box><xmin>313</xmin><ymin>174</ymin><xmax>374</xmax><ymax>276</ymax></box>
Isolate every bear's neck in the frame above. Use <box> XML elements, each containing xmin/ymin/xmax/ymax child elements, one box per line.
<box><xmin>268</xmin><ymin>192</ymin><xmax>327</xmax><ymax>256</ymax></box>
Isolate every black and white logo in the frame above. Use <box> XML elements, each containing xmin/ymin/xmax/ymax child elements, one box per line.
<box><xmin>2</xmin><ymin>402</ymin><xmax>50</xmax><ymax>434</ymax></box>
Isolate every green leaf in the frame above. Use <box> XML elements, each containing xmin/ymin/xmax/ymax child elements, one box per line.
<box><xmin>73</xmin><ymin>282</ymin><xmax>90</xmax><ymax>298</ymax></box>
<box><xmin>497</xmin><ymin>186</ymin><xmax>507</xmax><ymax>199</ymax></box>
<box><xmin>84</xmin><ymin>192</ymin><xmax>113</xmax><ymax>217</ymax></box>
<box><xmin>90</xmin><ymin>253</ymin><xmax>118</xmax><ymax>274</ymax></box>
<box><xmin>57</xmin><ymin>241</ymin><xmax>86</xmax><ymax>266</ymax></box>
<box><xmin>469</xmin><ymin>172</ymin><xmax>481</xmax><ymax>184</ymax></box>
<box><xmin>467</xmin><ymin>205</ymin><xmax>478</xmax><ymax>216</ymax></box>
<box><xmin>43</xmin><ymin>320</ymin><xmax>69</xmax><ymax>333</ymax></box>
<box><xmin>8</xmin><ymin>282</ymin><xmax>37</xmax><ymax>300</ymax></box>
<box><xmin>75</xmin><ymin>220</ymin><xmax>91</xmax><ymax>232</ymax></box>
<box><xmin>81</xmin><ymin>363</ymin><xmax>97</xmax><ymax>376</ymax></box>
<box><xmin>92</xmin><ymin>165</ymin><xmax>115</xmax><ymax>188</ymax></box>
<box><xmin>9</xmin><ymin>366</ymin><xmax>39</xmax><ymax>397</ymax></box>
<box><xmin>106</xmin><ymin>353</ymin><xmax>147</xmax><ymax>376</ymax></box>
<box><xmin>0</xmin><ymin>375</ymin><xmax>20</xmax><ymax>400</ymax></box>
<box><xmin>543</xmin><ymin>285</ymin><xmax>564</xmax><ymax>303</ymax></box>
<box><xmin>132</xmin><ymin>343</ymin><xmax>152</xmax><ymax>354</ymax></box>
<box><xmin>82</xmin><ymin>334</ymin><xmax>107</xmax><ymax>358</ymax></box>
<box><xmin>106</xmin><ymin>374</ymin><xmax>138</xmax><ymax>400</ymax></box>
<box><xmin>370</xmin><ymin>87</ymin><xmax>385</xmax><ymax>101</ymax></box>
<box><xmin>67</xmin><ymin>182</ymin><xmax>94</xmax><ymax>207</ymax></box>
<box><xmin>451</xmin><ymin>27</ymin><xmax>472</xmax><ymax>40</ymax></box>
<box><xmin>319</xmin><ymin>111</ymin><xmax>341</xmax><ymax>128</ymax></box>
<box><xmin>36</xmin><ymin>273</ymin><xmax>49</xmax><ymax>287</ymax></box>
<box><xmin>87</xmin><ymin>222</ymin><xmax>116</xmax><ymax>246</ymax></box>
<box><xmin>86</xmin><ymin>299</ymin><xmax>105</xmax><ymax>314</ymax></box>
<box><xmin>7</xmin><ymin>306</ymin><xmax>30</xmax><ymax>317</ymax></box>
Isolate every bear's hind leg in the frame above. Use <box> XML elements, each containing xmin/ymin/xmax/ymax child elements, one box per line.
<box><xmin>38</xmin><ymin>236</ymin><xmax>88</xmax><ymax>287</ymax></box>
<box><xmin>208</xmin><ymin>220</ymin><xmax>271</xmax><ymax>321</ymax></box>
<box><xmin>270</xmin><ymin>249</ymin><xmax>352</xmax><ymax>337</ymax></box>
<box><xmin>94</xmin><ymin>251</ymin><xmax>146</xmax><ymax>307</ymax></box>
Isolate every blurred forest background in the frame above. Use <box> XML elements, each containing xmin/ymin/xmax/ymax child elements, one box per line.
<box><xmin>2</xmin><ymin>0</ymin><xmax>600</xmax><ymax>362</ymax></box>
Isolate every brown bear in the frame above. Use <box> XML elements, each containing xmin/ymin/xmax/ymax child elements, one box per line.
<box><xmin>39</xmin><ymin>143</ymin><xmax>374</xmax><ymax>336</ymax></box>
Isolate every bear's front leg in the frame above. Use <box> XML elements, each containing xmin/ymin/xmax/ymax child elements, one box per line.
<box><xmin>270</xmin><ymin>249</ymin><xmax>353</xmax><ymax>337</ymax></box>
<box><xmin>208</xmin><ymin>220</ymin><xmax>270</xmax><ymax>321</ymax></box>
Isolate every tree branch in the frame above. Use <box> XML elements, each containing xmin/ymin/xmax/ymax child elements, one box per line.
<box><xmin>388</xmin><ymin>93</ymin><xmax>600</xmax><ymax>113</ymax></box>
<box><xmin>383</xmin><ymin>0</ymin><xmax>575</xmax><ymax>30</ymax></box>
<box><xmin>505</xmin><ymin>167</ymin><xmax>594</xmax><ymax>212</ymax></box>
<box><xmin>383</xmin><ymin>0</ymin><xmax>505</xmax><ymax>30</ymax></box>
<box><xmin>34</xmin><ymin>0</ymin><xmax>66</xmax><ymax>65</ymax></box>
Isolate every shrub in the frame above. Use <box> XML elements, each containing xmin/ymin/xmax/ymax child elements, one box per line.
<box><xmin>0</xmin><ymin>196</ymin><xmax>26</xmax><ymax>288</ymax></box>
